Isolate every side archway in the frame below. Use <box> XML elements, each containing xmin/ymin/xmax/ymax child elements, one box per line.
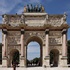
<box><xmin>8</xmin><ymin>49</ymin><xmax>19</xmax><ymax>67</ymax></box>
<box><xmin>50</xmin><ymin>49</ymin><xmax>59</xmax><ymax>67</ymax></box>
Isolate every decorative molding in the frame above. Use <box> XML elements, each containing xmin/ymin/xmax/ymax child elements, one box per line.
<box><xmin>2</xmin><ymin>29</ymin><xmax>7</xmax><ymax>34</ymax></box>
<box><xmin>21</xmin><ymin>29</ymin><xmax>25</xmax><ymax>34</ymax></box>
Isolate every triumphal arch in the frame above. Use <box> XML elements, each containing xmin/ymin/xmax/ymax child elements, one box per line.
<box><xmin>0</xmin><ymin>5</ymin><xmax>69</xmax><ymax>67</ymax></box>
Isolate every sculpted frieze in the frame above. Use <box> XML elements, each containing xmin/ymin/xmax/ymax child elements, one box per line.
<box><xmin>8</xmin><ymin>31</ymin><xmax>21</xmax><ymax>36</ymax></box>
<box><xmin>49</xmin><ymin>37</ymin><xmax>62</xmax><ymax>45</ymax></box>
<box><xmin>7</xmin><ymin>36</ymin><xmax>20</xmax><ymax>45</ymax></box>
<box><xmin>8</xmin><ymin>16</ymin><xmax>21</xmax><ymax>26</ymax></box>
<box><xmin>49</xmin><ymin>31</ymin><xmax>62</xmax><ymax>36</ymax></box>
<box><xmin>48</xmin><ymin>18</ymin><xmax>61</xmax><ymax>26</ymax></box>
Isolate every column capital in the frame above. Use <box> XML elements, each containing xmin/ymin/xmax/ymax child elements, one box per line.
<box><xmin>45</xmin><ymin>29</ymin><xmax>49</xmax><ymax>34</ymax></box>
<box><xmin>62</xmin><ymin>29</ymin><xmax>67</xmax><ymax>34</ymax></box>
<box><xmin>2</xmin><ymin>29</ymin><xmax>7</xmax><ymax>34</ymax></box>
<box><xmin>21</xmin><ymin>29</ymin><xmax>25</xmax><ymax>34</ymax></box>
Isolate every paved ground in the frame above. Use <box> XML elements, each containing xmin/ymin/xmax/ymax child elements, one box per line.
<box><xmin>0</xmin><ymin>67</ymin><xmax>70</xmax><ymax>70</ymax></box>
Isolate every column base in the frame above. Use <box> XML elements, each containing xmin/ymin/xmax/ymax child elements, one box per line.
<box><xmin>2</xmin><ymin>56</ymin><xmax>8</xmax><ymax>67</ymax></box>
<box><xmin>43</xmin><ymin>56</ymin><xmax>50</xmax><ymax>68</ymax></box>
<box><xmin>20</xmin><ymin>56</ymin><xmax>25</xmax><ymax>67</ymax></box>
<box><xmin>61</xmin><ymin>56</ymin><xmax>68</xmax><ymax>67</ymax></box>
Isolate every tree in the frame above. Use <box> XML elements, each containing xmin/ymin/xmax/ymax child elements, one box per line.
<box><xmin>32</xmin><ymin>57</ymin><xmax>40</xmax><ymax>66</ymax></box>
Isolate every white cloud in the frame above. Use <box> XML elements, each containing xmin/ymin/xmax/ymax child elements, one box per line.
<box><xmin>0</xmin><ymin>0</ymin><xmax>22</xmax><ymax>14</ymax></box>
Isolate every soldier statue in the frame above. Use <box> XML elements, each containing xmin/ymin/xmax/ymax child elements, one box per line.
<box><xmin>23</xmin><ymin>6</ymin><xmax>27</xmax><ymax>12</ymax></box>
<box><xmin>38</xmin><ymin>4</ymin><xmax>42</xmax><ymax>12</ymax></box>
<box><xmin>30</xmin><ymin>4</ymin><xmax>33</xmax><ymax>12</ymax></box>
<box><xmin>41</xmin><ymin>5</ymin><xmax>45</xmax><ymax>12</ymax></box>
<box><xmin>35</xmin><ymin>5</ymin><xmax>38</xmax><ymax>12</ymax></box>
<box><xmin>27</xmin><ymin>4</ymin><xmax>30</xmax><ymax>12</ymax></box>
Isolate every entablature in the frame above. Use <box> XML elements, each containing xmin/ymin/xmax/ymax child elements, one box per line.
<box><xmin>0</xmin><ymin>23</ymin><xmax>69</xmax><ymax>31</ymax></box>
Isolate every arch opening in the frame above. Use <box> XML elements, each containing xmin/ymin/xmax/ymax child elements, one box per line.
<box><xmin>8</xmin><ymin>49</ymin><xmax>19</xmax><ymax>67</ymax></box>
<box><xmin>50</xmin><ymin>49</ymin><xmax>59</xmax><ymax>67</ymax></box>
<box><xmin>26</xmin><ymin>36</ymin><xmax>42</xmax><ymax>67</ymax></box>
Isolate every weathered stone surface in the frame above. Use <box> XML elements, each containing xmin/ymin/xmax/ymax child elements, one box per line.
<box><xmin>2</xmin><ymin>12</ymin><xmax>68</xmax><ymax>67</ymax></box>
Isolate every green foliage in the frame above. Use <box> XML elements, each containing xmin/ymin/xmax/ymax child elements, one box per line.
<box><xmin>32</xmin><ymin>57</ymin><xmax>40</xmax><ymax>64</ymax></box>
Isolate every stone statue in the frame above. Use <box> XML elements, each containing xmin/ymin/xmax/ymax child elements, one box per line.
<box><xmin>21</xmin><ymin>13</ymin><xmax>25</xmax><ymax>23</ymax></box>
<box><xmin>3</xmin><ymin>14</ymin><xmax>8</xmax><ymax>24</ymax></box>
<box><xmin>63</xmin><ymin>12</ymin><xmax>67</xmax><ymax>21</ymax></box>
<box><xmin>30</xmin><ymin>4</ymin><xmax>33</xmax><ymax>12</ymax></box>
<box><xmin>35</xmin><ymin>5</ymin><xmax>38</xmax><ymax>12</ymax></box>
<box><xmin>23</xmin><ymin>6</ymin><xmax>27</xmax><ymax>12</ymax></box>
<box><xmin>41</xmin><ymin>5</ymin><xmax>45</xmax><ymax>12</ymax></box>
<box><xmin>27</xmin><ymin>5</ymin><xmax>30</xmax><ymax>12</ymax></box>
<box><xmin>38</xmin><ymin>4</ymin><xmax>42</xmax><ymax>12</ymax></box>
<box><xmin>23</xmin><ymin>4</ymin><xmax>45</xmax><ymax>12</ymax></box>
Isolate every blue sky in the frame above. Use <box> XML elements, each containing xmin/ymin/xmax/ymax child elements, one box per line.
<box><xmin>27</xmin><ymin>42</ymin><xmax>40</xmax><ymax>60</ymax></box>
<box><xmin>0</xmin><ymin>0</ymin><xmax>70</xmax><ymax>60</ymax></box>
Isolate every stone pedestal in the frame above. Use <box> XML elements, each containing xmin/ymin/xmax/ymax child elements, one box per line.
<box><xmin>58</xmin><ymin>54</ymin><xmax>62</xmax><ymax>67</ymax></box>
<box><xmin>43</xmin><ymin>56</ymin><xmax>50</xmax><ymax>67</ymax></box>
<box><xmin>2</xmin><ymin>57</ymin><xmax>8</xmax><ymax>67</ymax></box>
<box><xmin>61</xmin><ymin>56</ymin><xmax>68</xmax><ymax>67</ymax></box>
<box><xmin>20</xmin><ymin>56</ymin><xmax>25</xmax><ymax>67</ymax></box>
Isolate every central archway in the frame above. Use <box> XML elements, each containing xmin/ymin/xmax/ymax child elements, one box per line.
<box><xmin>26</xmin><ymin>36</ymin><xmax>43</xmax><ymax>67</ymax></box>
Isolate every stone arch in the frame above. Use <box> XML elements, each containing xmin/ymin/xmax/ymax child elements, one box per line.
<box><xmin>50</xmin><ymin>49</ymin><xmax>59</xmax><ymax>67</ymax></box>
<box><xmin>26</xmin><ymin>36</ymin><xmax>43</xmax><ymax>46</ymax></box>
<box><xmin>26</xmin><ymin>36</ymin><xmax>43</xmax><ymax>67</ymax></box>
<box><xmin>8</xmin><ymin>49</ymin><xmax>20</xmax><ymax>67</ymax></box>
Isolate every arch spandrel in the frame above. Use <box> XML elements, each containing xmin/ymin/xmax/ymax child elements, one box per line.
<box><xmin>25</xmin><ymin>36</ymin><xmax>43</xmax><ymax>46</ymax></box>
<box><xmin>49</xmin><ymin>46</ymin><xmax>62</xmax><ymax>54</ymax></box>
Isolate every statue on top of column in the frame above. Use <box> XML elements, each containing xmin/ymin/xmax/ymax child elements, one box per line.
<box><xmin>3</xmin><ymin>14</ymin><xmax>8</xmax><ymax>24</ymax></box>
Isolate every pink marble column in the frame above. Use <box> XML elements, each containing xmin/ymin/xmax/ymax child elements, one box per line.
<box><xmin>3</xmin><ymin>34</ymin><xmax>6</xmax><ymax>57</ymax></box>
<box><xmin>45</xmin><ymin>29</ymin><xmax>49</xmax><ymax>56</ymax></box>
<box><xmin>62</xmin><ymin>29</ymin><xmax>67</xmax><ymax>56</ymax></box>
<box><xmin>21</xmin><ymin>29</ymin><xmax>24</xmax><ymax>57</ymax></box>
<box><xmin>2</xmin><ymin>29</ymin><xmax>7</xmax><ymax>57</ymax></box>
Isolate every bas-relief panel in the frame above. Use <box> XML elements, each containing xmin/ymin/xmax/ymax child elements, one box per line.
<box><xmin>49</xmin><ymin>31</ymin><xmax>62</xmax><ymax>45</ymax></box>
<box><xmin>8</xmin><ymin>16</ymin><xmax>21</xmax><ymax>27</ymax></box>
<box><xmin>7</xmin><ymin>31</ymin><xmax>21</xmax><ymax>45</ymax></box>
<box><xmin>48</xmin><ymin>18</ymin><xmax>61</xmax><ymax>26</ymax></box>
<box><xmin>49</xmin><ymin>37</ymin><xmax>62</xmax><ymax>45</ymax></box>
<box><xmin>9</xmin><ymin>16</ymin><xmax>21</xmax><ymax>24</ymax></box>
